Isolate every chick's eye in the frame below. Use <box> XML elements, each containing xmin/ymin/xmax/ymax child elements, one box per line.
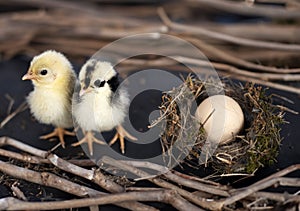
<box><xmin>40</xmin><ymin>69</ymin><xmax>48</xmax><ymax>75</ymax></box>
<box><xmin>94</xmin><ymin>79</ymin><xmax>105</xmax><ymax>87</ymax></box>
<box><xmin>94</xmin><ymin>80</ymin><xmax>101</xmax><ymax>87</ymax></box>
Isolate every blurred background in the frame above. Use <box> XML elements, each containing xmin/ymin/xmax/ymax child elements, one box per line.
<box><xmin>1</xmin><ymin>0</ymin><xmax>300</xmax><ymax>66</ymax></box>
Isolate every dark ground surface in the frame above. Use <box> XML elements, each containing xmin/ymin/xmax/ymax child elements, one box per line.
<box><xmin>0</xmin><ymin>55</ymin><xmax>299</xmax><ymax>210</ymax></box>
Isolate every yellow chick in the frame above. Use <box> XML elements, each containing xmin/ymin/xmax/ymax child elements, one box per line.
<box><xmin>22</xmin><ymin>50</ymin><xmax>76</xmax><ymax>148</ymax></box>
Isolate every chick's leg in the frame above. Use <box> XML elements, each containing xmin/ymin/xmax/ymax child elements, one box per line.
<box><xmin>72</xmin><ymin>131</ymin><xmax>106</xmax><ymax>156</ymax></box>
<box><xmin>109</xmin><ymin>125</ymin><xmax>137</xmax><ymax>154</ymax></box>
<box><xmin>40</xmin><ymin>127</ymin><xmax>75</xmax><ymax>148</ymax></box>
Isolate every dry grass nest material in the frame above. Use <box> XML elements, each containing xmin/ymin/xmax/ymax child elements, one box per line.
<box><xmin>157</xmin><ymin>75</ymin><xmax>285</xmax><ymax>174</ymax></box>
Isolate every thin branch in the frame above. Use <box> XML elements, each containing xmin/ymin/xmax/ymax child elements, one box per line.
<box><xmin>48</xmin><ymin>154</ymin><xmax>94</xmax><ymax>180</ymax></box>
<box><xmin>0</xmin><ymin>190</ymin><xmax>175</xmax><ymax>211</ymax></box>
<box><xmin>223</xmin><ymin>177</ymin><xmax>300</xmax><ymax>206</ymax></box>
<box><xmin>4</xmin><ymin>94</ymin><xmax>14</xmax><ymax>115</ymax></box>
<box><xmin>101</xmin><ymin>156</ymin><xmax>221</xmax><ymax>211</ymax></box>
<box><xmin>171</xmin><ymin>170</ymin><xmax>225</xmax><ymax>187</ymax></box>
<box><xmin>173</xmin><ymin>56</ymin><xmax>300</xmax><ymax>81</ymax></box>
<box><xmin>125</xmin><ymin>187</ymin><xmax>164</xmax><ymax>192</ymax></box>
<box><xmin>0</xmin><ymin>148</ymin><xmax>48</xmax><ymax>164</ymax></box>
<box><xmin>232</xmin><ymin>75</ymin><xmax>300</xmax><ymax>95</ymax></box>
<box><xmin>47</xmin><ymin>154</ymin><xmax>181</xmax><ymax>210</ymax></box>
<box><xmin>0</xmin><ymin>147</ymin><xmax>96</xmax><ymax>166</ymax></box>
<box><xmin>0</xmin><ymin>137</ymin><xmax>157</xmax><ymax>211</ymax></box>
<box><xmin>158</xmin><ymin>7</ymin><xmax>300</xmax><ymax>51</ymax></box>
<box><xmin>122</xmin><ymin>160</ymin><xmax>230</xmax><ymax>197</ymax></box>
<box><xmin>0</xmin><ymin>137</ymin><xmax>48</xmax><ymax>158</ymax></box>
<box><xmin>10</xmin><ymin>182</ymin><xmax>27</xmax><ymax>201</ymax></box>
<box><xmin>227</xmin><ymin>165</ymin><xmax>300</xmax><ymax>206</ymax></box>
<box><xmin>171</xmin><ymin>56</ymin><xmax>300</xmax><ymax>95</ymax></box>
<box><xmin>5</xmin><ymin>0</ymin><xmax>148</xmax><ymax>26</ymax></box>
<box><xmin>120</xmin><ymin>57</ymin><xmax>300</xmax><ymax>95</ymax></box>
<box><xmin>184</xmin><ymin>37</ymin><xmax>300</xmax><ymax>73</ymax></box>
<box><xmin>250</xmin><ymin>191</ymin><xmax>300</xmax><ymax>203</ymax></box>
<box><xmin>186</xmin><ymin>0</ymin><xmax>300</xmax><ymax>19</ymax></box>
<box><xmin>240</xmin><ymin>164</ymin><xmax>300</xmax><ymax>191</ymax></box>
<box><xmin>201</xmin><ymin>23</ymin><xmax>300</xmax><ymax>43</ymax></box>
<box><xmin>66</xmin><ymin>159</ymin><xmax>96</xmax><ymax>167</ymax></box>
<box><xmin>0</xmin><ymin>160</ymin><xmax>104</xmax><ymax>197</ymax></box>
<box><xmin>0</xmin><ymin>157</ymin><xmax>156</xmax><ymax>211</ymax></box>
<box><xmin>0</xmin><ymin>101</ymin><xmax>28</xmax><ymax>129</ymax></box>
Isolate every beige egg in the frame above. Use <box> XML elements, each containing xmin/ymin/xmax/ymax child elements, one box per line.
<box><xmin>195</xmin><ymin>95</ymin><xmax>244</xmax><ymax>144</ymax></box>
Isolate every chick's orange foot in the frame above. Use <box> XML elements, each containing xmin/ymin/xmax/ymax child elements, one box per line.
<box><xmin>72</xmin><ymin>131</ymin><xmax>106</xmax><ymax>156</ymax></box>
<box><xmin>40</xmin><ymin>127</ymin><xmax>75</xmax><ymax>148</ymax></box>
<box><xmin>109</xmin><ymin>125</ymin><xmax>137</xmax><ymax>154</ymax></box>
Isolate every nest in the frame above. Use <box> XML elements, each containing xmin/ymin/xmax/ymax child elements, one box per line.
<box><xmin>158</xmin><ymin>75</ymin><xmax>285</xmax><ymax>174</ymax></box>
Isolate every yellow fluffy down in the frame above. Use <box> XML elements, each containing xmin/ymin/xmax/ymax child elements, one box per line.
<box><xmin>25</xmin><ymin>50</ymin><xmax>76</xmax><ymax>128</ymax></box>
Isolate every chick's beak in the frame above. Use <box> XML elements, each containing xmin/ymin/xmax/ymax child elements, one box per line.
<box><xmin>22</xmin><ymin>72</ymin><xmax>36</xmax><ymax>81</ymax></box>
<box><xmin>79</xmin><ymin>87</ymin><xmax>93</xmax><ymax>97</ymax></box>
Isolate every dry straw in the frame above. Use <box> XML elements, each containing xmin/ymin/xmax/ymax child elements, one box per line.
<box><xmin>158</xmin><ymin>75</ymin><xmax>285</xmax><ymax>174</ymax></box>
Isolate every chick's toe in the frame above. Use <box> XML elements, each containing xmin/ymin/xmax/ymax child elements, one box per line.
<box><xmin>109</xmin><ymin>125</ymin><xmax>137</xmax><ymax>154</ymax></box>
<box><xmin>72</xmin><ymin>131</ymin><xmax>106</xmax><ymax>156</ymax></box>
<box><xmin>40</xmin><ymin>127</ymin><xmax>75</xmax><ymax>148</ymax></box>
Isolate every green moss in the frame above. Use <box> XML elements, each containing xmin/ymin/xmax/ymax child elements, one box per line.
<box><xmin>159</xmin><ymin>76</ymin><xmax>285</xmax><ymax>175</ymax></box>
<box><xmin>242</xmin><ymin>84</ymin><xmax>284</xmax><ymax>173</ymax></box>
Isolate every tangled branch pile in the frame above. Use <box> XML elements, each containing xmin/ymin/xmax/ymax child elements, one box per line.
<box><xmin>0</xmin><ymin>137</ymin><xmax>299</xmax><ymax>210</ymax></box>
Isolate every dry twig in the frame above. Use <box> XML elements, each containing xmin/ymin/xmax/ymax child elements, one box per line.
<box><xmin>121</xmin><ymin>160</ymin><xmax>229</xmax><ymax>197</ymax></box>
<box><xmin>101</xmin><ymin>156</ymin><xmax>300</xmax><ymax>210</ymax></box>
<box><xmin>0</xmin><ymin>190</ymin><xmax>182</xmax><ymax>211</ymax></box>
<box><xmin>158</xmin><ymin>7</ymin><xmax>300</xmax><ymax>51</ymax></box>
<box><xmin>0</xmin><ymin>101</ymin><xmax>28</xmax><ymax>129</ymax></box>
<box><xmin>184</xmin><ymin>37</ymin><xmax>300</xmax><ymax>74</ymax></box>
<box><xmin>120</xmin><ymin>57</ymin><xmax>300</xmax><ymax>95</ymax></box>
<box><xmin>10</xmin><ymin>182</ymin><xmax>27</xmax><ymax>201</ymax></box>
<box><xmin>101</xmin><ymin>156</ymin><xmax>223</xmax><ymax>210</ymax></box>
<box><xmin>186</xmin><ymin>0</ymin><xmax>300</xmax><ymax>19</ymax></box>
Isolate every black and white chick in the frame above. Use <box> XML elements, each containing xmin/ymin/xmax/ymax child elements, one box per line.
<box><xmin>72</xmin><ymin>59</ymin><xmax>137</xmax><ymax>155</ymax></box>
